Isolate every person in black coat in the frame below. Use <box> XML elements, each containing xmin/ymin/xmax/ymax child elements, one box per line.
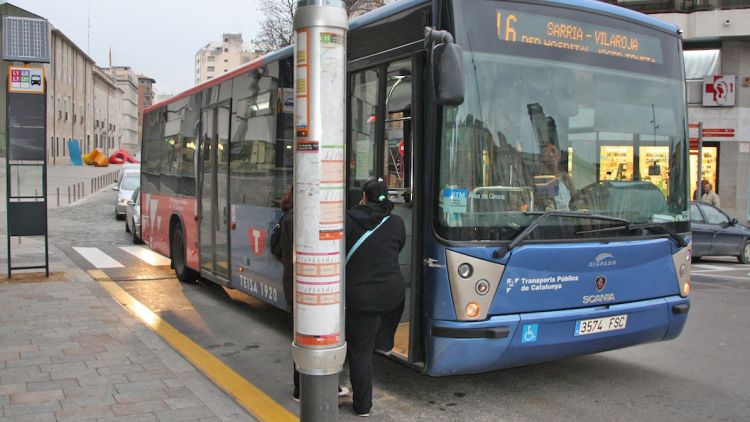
<box><xmin>345</xmin><ymin>178</ymin><xmax>406</xmax><ymax>416</ymax></box>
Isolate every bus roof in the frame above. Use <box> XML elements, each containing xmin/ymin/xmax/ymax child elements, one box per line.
<box><xmin>146</xmin><ymin>0</ymin><xmax>678</xmax><ymax>113</ymax></box>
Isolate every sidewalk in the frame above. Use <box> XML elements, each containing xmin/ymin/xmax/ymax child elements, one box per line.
<box><xmin>0</xmin><ymin>239</ymin><xmax>256</xmax><ymax>421</ymax></box>
<box><xmin>1</xmin><ymin>160</ymin><xmax>258</xmax><ymax>421</ymax></box>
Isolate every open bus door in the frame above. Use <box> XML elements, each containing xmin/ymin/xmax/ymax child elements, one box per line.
<box><xmin>348</xmin><ymin>53</ymin><xmax>425</xmax><ymax>367</ymax></box>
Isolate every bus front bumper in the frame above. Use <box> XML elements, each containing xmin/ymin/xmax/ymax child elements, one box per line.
<box><xmin>424</xmin><ymin>295</ymin><xmax>689</xmax><ymax>376</ymax></box>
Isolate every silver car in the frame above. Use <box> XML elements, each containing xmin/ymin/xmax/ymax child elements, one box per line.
<box><xmin>125</xmin><ymin>187</ymin><xmax>142</xmax><ymax>244</ymax></box>
<box><xmin>114</xmin><ymin>170</ymin><xmax>140</xmax><ymax>219</ymax></box>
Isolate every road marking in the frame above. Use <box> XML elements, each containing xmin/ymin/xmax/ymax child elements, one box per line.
<box><xmin>97</xmin><ymin>280</ymin><xmax>297</xmax><ymax>422</ymax></box>
<box><xmin>119</xmin><ymin>246</ymin><xmax>171</xmax><ymax>266</ymax></box>
<box><xmin>73</xmin><ymin>247</ymin><xmax>124</xmax><ymax>269</ymax></box>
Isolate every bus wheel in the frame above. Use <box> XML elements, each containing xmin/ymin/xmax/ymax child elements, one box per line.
<box><xmin>171</xmin><ymin>224</ymin><xmax>199</xmax><ymax>283</ymax></box>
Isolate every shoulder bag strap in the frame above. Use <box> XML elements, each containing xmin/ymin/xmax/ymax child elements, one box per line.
<box><xmin>346</xmin><ymin>216</ymin><xmax>390</xmax><ymax>264</ymax></box>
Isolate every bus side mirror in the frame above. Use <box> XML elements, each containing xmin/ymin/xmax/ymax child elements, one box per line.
<box><xmin>425</xmin><ymin>27</ymin><xmax>465</xmax><ymax>106</ymax></box>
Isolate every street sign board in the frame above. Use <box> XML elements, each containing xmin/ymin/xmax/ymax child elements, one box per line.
<box><xmin>8</xmin><ymin>66</ymin><xmax>44</xmax><ymax>94</ymax></box>
<box><xmin>2</xmin><ymin>16</ymin><xmax>50</xmax><ymax>63</ymax></box>
<box><xmin>703</xmin><ymin>75</ymin><xmax>735</xmax><ymax>107</ymax></box>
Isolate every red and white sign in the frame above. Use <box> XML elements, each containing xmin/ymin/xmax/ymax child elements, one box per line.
<box><xmin>703</xmin><ymin>75</ymin><xmax>735</xmax><ymax>107</ymax></box>
<box><xmin>702</xmin><ymin>128</ymin><xmax>735</xmax><ymax>138</ymax></box>
<box><xmin>248</xmin><ymin>227</ymin><xmax>268</xmax><ymax>257</ymax></box>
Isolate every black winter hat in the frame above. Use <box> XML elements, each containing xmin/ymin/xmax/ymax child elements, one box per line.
<box><xmin>363</xmin><ymin>178</ymin><xmax>388</xmax><ymax>204</ymax></box>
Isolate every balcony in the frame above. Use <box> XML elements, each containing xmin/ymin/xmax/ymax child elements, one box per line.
<box><xmin>604</xmin><ymin>0</ymin><xmax>750</xmax><ymax>13</ymax></box>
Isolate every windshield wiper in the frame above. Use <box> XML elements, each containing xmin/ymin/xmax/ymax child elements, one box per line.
<box><xmin>576</xmin><ymin>221</ymin><xmax>687</xmax><ymax>248</ymax></box>
<box><xmin>493</xmin><ymin>211</ymin><xmax>631</xmax><ymax>259</ymax></box>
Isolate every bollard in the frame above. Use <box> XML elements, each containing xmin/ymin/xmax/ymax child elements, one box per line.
<box><xmin>57</xmin><ymin>188</ymin><xmax>60</xmax><ymax>207</ymax></box>
<box><xmin>68</xmin><ymin>186</ymin><xmax>71</xmax><ymax>204</ymax></box>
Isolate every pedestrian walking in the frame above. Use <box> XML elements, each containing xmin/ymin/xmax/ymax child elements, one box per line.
<box><xmin>345</xmin><ymin>178</ymin><xmax>406</xmax><ymax>417</ymax></box>
<box><xmin>700</xmin><ymin>182</ymin><xmax>720</xmax><ymax>208</ymax></box>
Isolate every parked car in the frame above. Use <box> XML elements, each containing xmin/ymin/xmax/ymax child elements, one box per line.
<box><xmin>114</xmin><ymin>170</ymin><xmax>140</xmax><ymax>220</ymax></box>
<box><xmin>116</xmin><ymin>163</ymin><xmax>140</xmax><ymax>183</ymax></box>
<box><xmin>125</xmin><ymin>188</ymin><xmax>142</xmax><ymax>243</ymax></box>
<box><xmin>691</xmin><ymin>201</ymin><xmax>750</xmax><ymax>264</ymax></box>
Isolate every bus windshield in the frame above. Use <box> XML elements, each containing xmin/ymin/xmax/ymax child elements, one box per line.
<box><xmin>437</xmin><ymin>0</ymin><xmax>689</xmax><ymax>242</ymax></box>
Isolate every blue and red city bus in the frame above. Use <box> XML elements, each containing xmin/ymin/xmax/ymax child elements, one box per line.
<box><xmin>141</xmin><ymin>0</ymin><xmax>691</xmax><ymax>375</ymax></box>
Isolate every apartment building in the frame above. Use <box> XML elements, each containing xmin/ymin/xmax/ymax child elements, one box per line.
<box><xmin>194</xmin><ymin>33</ymin><xmax>261</xmax><ymax>85</ymax></box>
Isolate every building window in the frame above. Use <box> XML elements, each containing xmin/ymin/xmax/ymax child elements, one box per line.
<box><xmin>208</xmin><ymin>56</ymin><xmax>215</xmax><ymax>62</ymax></box>
<box><xmin>224</xmin><ymin>69</ymin><xmax>228</xmax><ymax>72</ymax></box>
<box><xmin>224</xmin><ymin>48</ymin><xmax>228</xmax><ymax>52</ymax></box>
<box><xmin>208</xmin><ymin>76</ymin><xmax>213</xmax><ymax>80</ymax></box>
<box><xmin>207</xmin><ymin>66</ymin><xmax>215</xmax><ymax>72</ymax></box>
<box><xmin>224</xmin><ymin>59</ymin><xmax>228</xmax><ymax>63</ymax></box>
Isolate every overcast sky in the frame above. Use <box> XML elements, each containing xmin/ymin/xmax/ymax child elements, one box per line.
<box><xmin>10</xmin><ymin>0</ymin><xmax>263</xmax><ymax>95</ymax></box>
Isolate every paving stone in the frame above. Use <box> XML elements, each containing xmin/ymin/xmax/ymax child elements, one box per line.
<box><xmin>4</xmin><ymin>357</ymin><xmax>51</xmax><ymax>369</ymax></box>
<box><xmin>26</xmin><ymin>379</ymin><xmax>80</xmax><ymax>392</ymax></box>
<box><xmin>97</xmin><ymin>414</ymin><xmax>160</xmax><ymax>422</ymax></box>
<box><xmin>114</xmin><ymin>389</ymin><xmax>171</xmax><ymax>405</ymax></box>
<box><xmin>58</xmin><ymin>391</ymin><xmax>116</xmax><ymax>409</ymax></box>
<box><xmin>3</xmin><ymin>400</ymin><xmax>62</xmax><ymax>417</ymax></box>
<box><xmin>76</xmin><ymin>373</ymin><xmax>128</xmax><ymax>387</ymax></box>
<box><xmin>0</xmin><ymin>412</ymin><xmax>56</xmax><ymax>421</ymax></box>
<box><xmin>115</xmin><ymin>380</ymin><xmax>168</xmax><ymax>394</ymax></box>
<box><xmin>111</xmin><ymin>399</ymin><xmax>168</xmax><ymax>417</ymax></box>
<box><xmin>164</xmin><ymin>387</ymin><xmax>194</xmax><ymax>399</ymax></box>
<box><xmin>163</xmin><ymin>396</ymin><xmax>204</xmax><ymax>410</ymax></box>
<box><xmin>0</xmin><ymin>384</ymin><xmax>26</xmax><ymax>395</ymax></box>
<box><xmin>153</xmin><ymin>405</ymin><xmax>216</xmax><ymax>422</ymax></box>
<box><xmin>9</xmin><ymin>389</ymin><xmax>64</xmax><ymax>404</ymax></box>
<box><xmin>85</xmin><ymin>357</ymin><xmax>132</xmax><ymax>369</ymax></box>
<box><xmin>97</xmin><ymin>363</ymin><xmax>144</xmax><ymax>376</ymax></box>
<box><xmin>1</xmin><ymin>370</ymin><xmax>51</xmax><ymax>384</ymax></box>
<box><xmin>53</xmin><ymin>404</ymin><xmax>115</xmax><ymax>421</ymax></box>
<box><xmin>125</xmin><ymin>370</ymin><xmax>175</xmax><ymax>383</ymax></box>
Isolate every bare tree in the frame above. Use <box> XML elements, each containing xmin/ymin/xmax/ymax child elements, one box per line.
<box><xmin>253</xmin><ymin>0</ymin><xmax>392</xmax><ymax>54</ymax></box>
<box><xmin>254</xmin><ymin>0</ymin><xmax>296</xmax><ymax>53</ymax></box>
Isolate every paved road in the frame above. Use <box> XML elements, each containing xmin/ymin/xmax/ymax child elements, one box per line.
<box><xmin>57</xmin><ymin>191</ymin><xmax>750</xmax><ymax>421</ymax></box>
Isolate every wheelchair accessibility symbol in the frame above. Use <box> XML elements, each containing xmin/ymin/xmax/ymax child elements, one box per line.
<box><xmin>521</xmin><ymin>324</ymin><xmax>538</xmax><ymax>343</ymax></box>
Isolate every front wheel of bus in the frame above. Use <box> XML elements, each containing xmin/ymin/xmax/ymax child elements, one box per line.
<box><xmin>739</xmin><ymin>240</ymin><xmax>750</xmax><ymax>264</ymax></box>
<box><xmin>172</xmin><ymin>225</ymin><xmax>199</xmax><ymax>283</ymax></box>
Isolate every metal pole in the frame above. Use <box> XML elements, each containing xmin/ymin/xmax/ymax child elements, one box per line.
<box><xmin>57</xmin><ymin>187</ymin><xmax>60</xmax><ymax>207</ymax></box>
<box><xmin>67</xmin><ymin>185</ymin><xmax>71</xmax><ymax>204</ymax></box>
<box><xmin>696</xmin><ymin>122</ymin><xmax>703</xmax><ymax>198</ymax></box>
<box><xmin>292</xmin><ymin>2</ymin><xmax>348</xmax><ymax>421</ymax></box>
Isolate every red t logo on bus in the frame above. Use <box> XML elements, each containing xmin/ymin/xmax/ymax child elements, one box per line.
<box><xmin>248</xmin><ymin>227</ymin><xmax>268</xmax><ymax>256</ymax></box>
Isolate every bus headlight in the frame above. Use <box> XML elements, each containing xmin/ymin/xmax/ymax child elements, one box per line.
<box><xmin>457</xmin><ymin>263</ymin><xmax>473</xmax><ymax>279</ymax></box>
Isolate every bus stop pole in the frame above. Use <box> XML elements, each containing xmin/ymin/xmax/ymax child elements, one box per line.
<box><xmin>292</xmin><ymin>1</ymin><xmax>348</xmax><ymax>421</ymax></box>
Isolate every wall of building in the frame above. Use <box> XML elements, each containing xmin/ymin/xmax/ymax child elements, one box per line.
<box><xmin>107</xmin><ymin>67</ymin><xmax>139</xmax><ymax>155</ymax></box>
<box><xmin>653</xmin><ymin>11</ymin><xmax>750</xmax><ymax>223</ymax></box>
<box><xmin>92</xmin><ymin>68</ymin><xmax>122</xmax><ymax>158</ymax></box>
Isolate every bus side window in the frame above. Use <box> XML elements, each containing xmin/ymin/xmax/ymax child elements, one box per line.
<box><xmin>383</xmin><ymin>60</ymin><xmax>412</xmax><ymax>202</ymax></box>
<box><xmin>349</xmin><ymin>68</ymin><xmax>380</xmax><ymax>199</ymax></box>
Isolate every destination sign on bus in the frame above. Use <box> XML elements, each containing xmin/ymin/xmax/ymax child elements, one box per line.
<box><xmin>495</xmin><ymin>9</ymin><xmax>663</xmax><ymax>64</ymax></box>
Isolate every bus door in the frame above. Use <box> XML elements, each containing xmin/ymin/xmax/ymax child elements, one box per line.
<box><xmin>349</xmin><ymin>56</ymin><xmax>423</xmax><ymax>364</ymax></box>
<box><xmin>198</xmin><ymin>102</ymin><xmax>231</xmax><ymax>281</ymax></box>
